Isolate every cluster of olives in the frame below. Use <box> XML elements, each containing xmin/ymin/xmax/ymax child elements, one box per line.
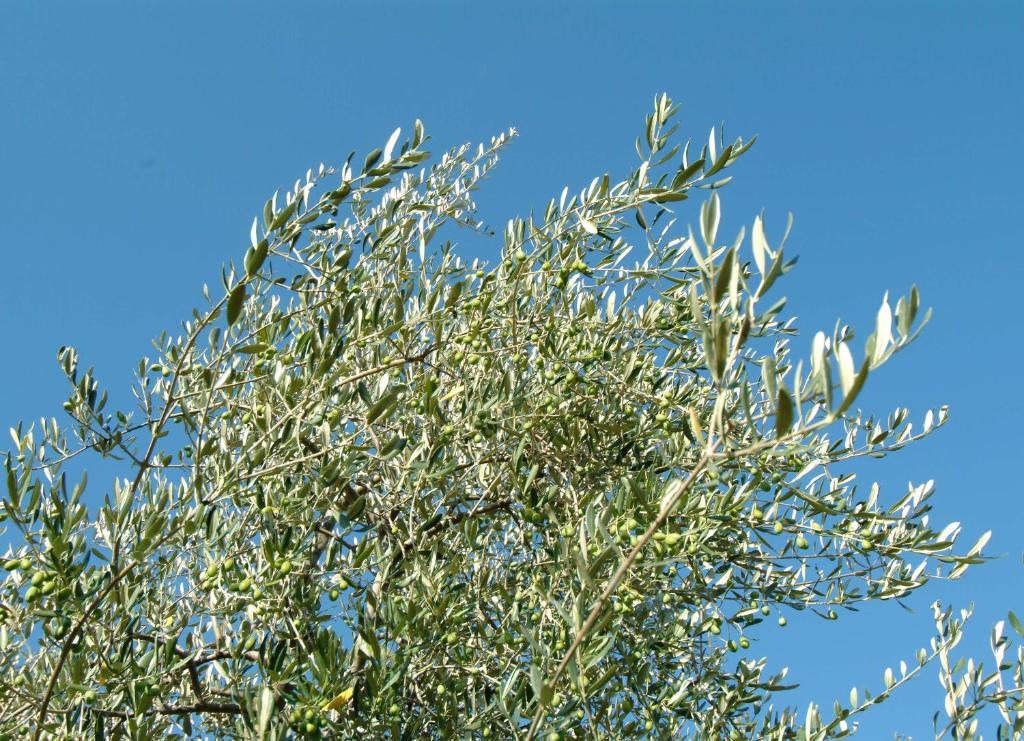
<box><xmin>650</xmin><ymin>530</ymin><xmax>684</xmax><ymax>558</ymax></box>
<box><xmin>610</xmin><ymin>592</ymin><xmax>646</xmax><ymax>614</ymax></box>
<box><xmin>451</xmin><ymin>321</ymin><xmax>494</xmax><ymax>367</ymax></box>
<box><xmin>326</xmin><ymin>576</ymin><xmax>349</xmax><ymax>601</ymax></box>
<box><xmin>198</xmin><ymin>557</ymin><xmax>260</xmax><ymax>597</ymax></box>
<box><xmin>4</xmin><ymin>558</ymin><xmax>71</xmax><ymax>605</ymax></box>
<box><xmin>469</xmin><ymin>409</ymin><xmax>499</xmax><ymax>443</ymax></box>
<box><xmin>521</xmin><ymin>506</ymin><xmax>548</xmax><ymax>527</ymax></box>
<box><xmin>3</xmin><ymin>557</ymin><xmax>33</xmax><ymax>572</ymax></box>
<box><xmin>248</xmin><ymin>347</ymin><xmax>297</xmax><ymax>377</ymax></box>
<box><xmin>289</xmin><ymin>706</ymin><xmax>326</xmax><ymax>735</ymax></box>
<box><xmin>838</xmin><ymin>518</ymin><xmax>880</xmax><ymax>551</ymax></box>
<box><xmin>540</xmin><ymin>256</ymin><xmax>590</xmax><ymax>289</ymax></box>
<box><xmin>651</xmin><ymin>407</ymin><xmax>676</xmax><ymax>433</ymax></box>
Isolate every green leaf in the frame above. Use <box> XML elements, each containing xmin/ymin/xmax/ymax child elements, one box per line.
<box><xmin>539</xmin><ymin>682</ymin><xmax>554</xmax><ymax>707</ymax></box>
<box><xmin>262</xmin><ymin>196</ymin><xmax>274</xmax><ymax>230</ymax></box>
<box><xmin>346</xmin><ymin>495</ymin><xmax>367</xmax><ymax>520</ymax></box>
<box><xmin>269</xmin><ymin>198</ymin><xmax>298</xmax><ymax>230</ymax></box>
<box><xmin>226</xmin><ymin>284</ymin><xmax>247</xmax><ymax>326</ymax></box>
<box><xmin>262</xmin><ymin>683</ymin><xmax>278</xmax><ymax>736</ymax></box>
<box><xmin>1009</xmin><ymin>611</ymin><xmax>1024</xmax><ymax>638</ymax></box>
<box><xmin>652</xmin><ymin>190</ymin><xmax>689</xmax><ymax>204</ymax></box>
<box><xmin>700</xmin><ymin>193</ymin><xmax>720</xmax><ymax>248</ymax></box>
<box><xmin>674</xmin><ymin>158</ymin><xmax>705</xmax><ymax>187</ymax></box>
<box><xmin>713</xmin><ymin>247</ymin><xmax>736</xmax><ymax>304</ymax></box>
<box><xmin>362</xmin><ymin>148</ymin><xmax>382</xmax><ymax>173</ymax></box>
<box><xmin>704</xmin><ymin>143</ymin><xmax>734</xmax><ymax>178</ymax></box>
<box><xmin>358</xmin><ymin>629</ymin><xmax>381</xmax><ymax>660</ymax></box>
<box><xmin>237</xmin><ymin>343</ymin><xmax>269</xmax><ymax>355</ymax></box>
<box><xmin>379</xmin><ymin>435</ymin><xmax>408</xmax><ymax>459</ymax></box>
<box><xmin>365</xmin><ymin>387</ymin><xmax>400</xmax><ymax>424</ymax></box>
<box><xmin>244</xmin><ymin>240</ymin><xmax>269</xmax><ymax>277</ymax></box>
<box><xmin>776</xmin><ymin>386</ymin><xmax>794</xmax><ymax>436</ymax></box>
<box><xmin>6</xmin><ymin>468</ymin><xmax>18</xmax><ymax>508</ymax></box>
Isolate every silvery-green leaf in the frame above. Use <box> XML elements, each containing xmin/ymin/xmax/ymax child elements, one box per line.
<box><xmin>579</xmin><ymin>216</ymin><xmax>598</xmax><ymax>235</ymax></box>
<box><xmin>383</xmin><ymin>127</ymin><xmax>402</xmax><ymax>163</ymax></box>
<box><xmin>752</xmin><ymin>213</ymin><xmax>769</xmax><ymax>276</ymax></box>
<box><xmin>700</xmin><ymin>192</ymin><xmax>720</xmax><ymax>248</ymax></box>
<box><xmin>873</xmin><ymin>293</ymin><xmax>893</xmax><ymax>365</ymax></box>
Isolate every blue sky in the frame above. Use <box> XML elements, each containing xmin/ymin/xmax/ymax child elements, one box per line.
<box><xmin>2</xmin><ymin>2</ymin><xmax>1022</xmax><ymax>736</ymax></box>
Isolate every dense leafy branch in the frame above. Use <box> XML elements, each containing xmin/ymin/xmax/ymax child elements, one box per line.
<box><xmin>0</xmin><ymin>95</ymin><xmax>1012</xmax><ymax>740</ymax></box>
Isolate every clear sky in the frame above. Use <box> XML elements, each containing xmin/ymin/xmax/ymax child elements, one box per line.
<box><xmin>2</xmin><ymin>2</ymin><xmax>1022</xmax><ymax>737</ymax></box>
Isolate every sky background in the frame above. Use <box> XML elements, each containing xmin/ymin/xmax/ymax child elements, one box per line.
<box><xmin>2</xmin><ymin>2</ymin><xmax>1022</xmax><ymax>737</ymax></box>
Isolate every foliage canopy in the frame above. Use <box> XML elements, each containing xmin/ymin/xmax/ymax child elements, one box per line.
<box><xmin>0</xmin><ymin>96</ymin><xmax>1020</xmax><ymax>739</ymax></box>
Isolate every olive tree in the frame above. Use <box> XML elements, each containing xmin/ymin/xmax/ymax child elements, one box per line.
<box><xmin>0</xmin><ymin>95</ymin><xmax>1019</xmax><ymax>739</ymax></box>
